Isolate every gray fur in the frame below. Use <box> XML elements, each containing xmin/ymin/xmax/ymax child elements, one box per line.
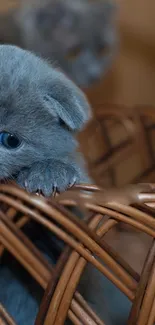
<box><xmin>0</xmin><ymin>45</ymin><xmax>90</xmax><ymax>195</ymax></box>
<box><xmin>15</xmin><ymin>0</ymin><xmax>117</xmax><ymax>87</ymax></box>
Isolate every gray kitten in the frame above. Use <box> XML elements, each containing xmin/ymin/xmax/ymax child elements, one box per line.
<box><xmin>0</xmin><ymin>45</ymin><xmax>90</xmax><ymax>195</ymax></box>
<box><xmin>0</xmin><ymin>46</ymin><xmax>130</xmax><ymax>325</ymax></box>
<box><xmin>13</xmin><ymin>0</ymin><xmax>117</xmax><ymax>87</ymax></box>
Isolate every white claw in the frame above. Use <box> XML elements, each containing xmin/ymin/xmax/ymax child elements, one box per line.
<box><xmin>24</xmin><ymin>180</ymin><xmax>28</xmax><ymax>188</ymax></box>
<box><xmin>69</xmin><ymin>176</ymin><xmax>77</xmax><ymax>188</ymax></box>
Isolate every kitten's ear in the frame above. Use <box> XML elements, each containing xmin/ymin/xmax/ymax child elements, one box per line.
<box><xmin>43</xmin><ymin>71</ymin><xmax>92</xmax><ymax>131</ymax></box>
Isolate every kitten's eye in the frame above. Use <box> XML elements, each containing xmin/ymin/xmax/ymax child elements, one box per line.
<box><xmin>0</xmin><ymin>132</ymin><xmax>21</xmax><ymax>149</ymax></box>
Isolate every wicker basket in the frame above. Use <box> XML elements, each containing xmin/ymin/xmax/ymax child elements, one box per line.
<box><xmin>0</xmin><ymin>183</ymin><xmax>154</xmax><ymax>325</ymax></box>
<box><xmin>0</xmin><ymin>105</ymin><xmax>155</xmax><ymax>325</ymax></box>
<box><xmin>78</xmin><ymin>104</ymin><xmax>155</xmax><ymax>187</ymax></box>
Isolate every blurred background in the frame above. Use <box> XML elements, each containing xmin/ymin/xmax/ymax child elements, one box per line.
<box><xmin>1</xmin><ymin>0</ymin><xmax>155</xmax><ymax>110</ymax></box>
<box><xmin>0</xmin><ymin>0</ymin><xmax>154</xmax><ymax>280</ymax></box>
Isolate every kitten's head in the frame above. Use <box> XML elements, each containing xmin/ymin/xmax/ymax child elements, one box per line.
<box><xmin>17</xmin><ymin>0</ymin><xmax>117</xmax><ymax>86</ymax></box>
<box><xmin>0</xmin><ymin>45</ymin><xmax>91</xmax><ymax>180</ymax></box>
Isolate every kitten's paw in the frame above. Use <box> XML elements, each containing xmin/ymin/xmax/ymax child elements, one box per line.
<box><xmin>16</xmin><ymin>160</ymin><xmax>80</xmax><ymax>196</ymax></box>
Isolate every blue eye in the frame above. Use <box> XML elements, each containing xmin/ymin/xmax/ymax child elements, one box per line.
<box><xmin>0</xmin><ymin>132</ymin><xmax>21</xmax><ymax>149</ymax></box>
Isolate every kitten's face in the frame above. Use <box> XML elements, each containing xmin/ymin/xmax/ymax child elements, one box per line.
<box><xmin>0</xmin><ymin>45</ymin><xmax>90</xmax><ymax>180</ymax></box>
<box><xmin>0</xmin><ymin>90</ymin><xmax>57</xmax><ymax>179</ymax></box>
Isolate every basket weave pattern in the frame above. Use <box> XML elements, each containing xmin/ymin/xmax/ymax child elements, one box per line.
<box><xmin>0</xmin><ymin>105</ymin><xmax>155</xmax><ymax>324</ymax></box>
<box><xmin>78</xmin><ymin>105</ymin><xmax>155</xmax><ymax>187</ymax></box>
<box><xmin>0</xmin><ymin>183</ymin><xmax>154</xmax><ymax>325</ymax></box>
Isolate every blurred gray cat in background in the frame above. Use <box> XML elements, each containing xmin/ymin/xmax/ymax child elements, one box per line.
<box><xmin>0</xmin><ymin>45</ymin><xmax>130</xmax><ymax>325</ymax></box>
<box><xmin>0</xmin><ymin>0</ymin><xmax>117</xmax><ymax>87</ymax></box>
